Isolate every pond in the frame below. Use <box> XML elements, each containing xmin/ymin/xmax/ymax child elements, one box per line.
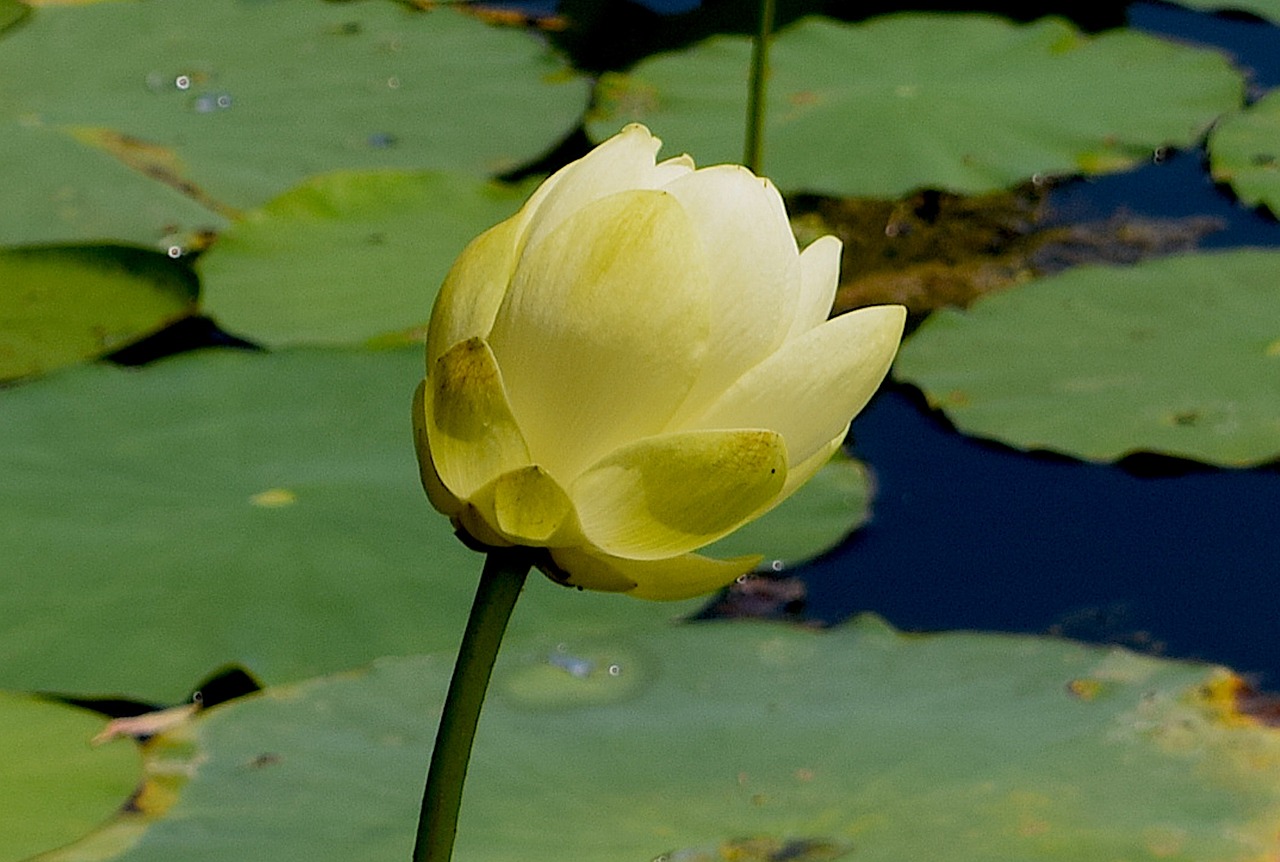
<box><xmin>2</xmin><ymin>1</ymin><xmax>1280</xmax><ymax>859</ymax></box>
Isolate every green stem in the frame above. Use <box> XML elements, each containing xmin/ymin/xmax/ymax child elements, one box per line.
<box><xmin>743</xmin><ymin>0</ymin><xmax>777</xmax><ymax>174</ymax></box>
<box><xmin>413</xmin><ymin>548</ymin><xmax>531</xmax><ymax>862</ymax></box>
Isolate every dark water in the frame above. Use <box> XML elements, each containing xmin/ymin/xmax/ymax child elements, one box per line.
<box><xmin>796</xmin><ymin>2</ymin><xmax>1280</xmax><ymax>682</ymax></box>
<box><xmin>810</xmin><ymin>384</ymin><xmax>1280</xmax><ymax>680</ymax></box>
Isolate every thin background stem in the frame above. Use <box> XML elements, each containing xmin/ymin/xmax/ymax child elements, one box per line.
<box><xmin>413</xmin><ymin>548</ymin><xmax>531</xmax><ymax>862</ymax></box>
<box><xmin>743</xmin><ymin>0</ymin><xmax>777</xmax><ymax>174</ymax></box>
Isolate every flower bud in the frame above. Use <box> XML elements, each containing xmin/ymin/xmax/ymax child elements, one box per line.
<box><xmin>414</xmin><ymin>124</ymin><xmax>905</xmax><ymax>600</ymax></box>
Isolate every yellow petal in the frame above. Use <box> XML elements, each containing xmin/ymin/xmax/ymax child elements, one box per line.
<box><xmin>426</xmin><ymin>217</ymin><xmax>524</xmax><ymax>369</ymax></box>
<box><xmin>516</xmin><ymin>124</ymin><xmax>670</xmax><ymax>253</ymax></box>
<box><xmin>779</xmin><ymin>429</ymin><xmax>847</xmax><ymax>502</ymax></box>
<box><xmin>426</xmin><ymin>337</ymin><xmax>533</xmax><ymax>500</ymax></box>
<box><xmin>786</xmin><ymin>235</ymin><xmax>843</xmax><ymax>340</ymax></box>
<box><xmin>488</xmin><ymin>189</ymin><xmax>712</xmax><ymax>482</ymax></box>
<box><xmin>663</xmin><ymin>167</ymin><xmax>800</xmax><ymax>426</ymax></box>
<box><xmin>544</xmin><ymin>546</ymin><xmax>638</xmax><ymax>593</ymax></box>
<box><xmin>467</xmin><ymin>466</ymin><xmax>579</xmax><ymax>546</ymax></box>
<box><xmin>743</xmin><ymin>428</ymin><xmax>847</xmax><ymax>527</ymax></box>
<box><xmin>570</xmin><ymin>429</ymin><xmax>787</xmax><ymax>560</ymax></box>
<box><xmin>455</xmin><ymin>503</ymin><xmax>513</xmax><ymax>549</ymax></box>
<box><xmin>412</xmin><ymin>380</ymin><xmax>463</xmax><ymax>518</ymax></box>
<box><xmin>548</xmin><ymin>547</ymin><xmax>760</xmax><ymax>601</ymax></box>
<box><xmin>691</xmin><ymin>305</ymin><xmax>906</xmax><ymax>464</ymax></box>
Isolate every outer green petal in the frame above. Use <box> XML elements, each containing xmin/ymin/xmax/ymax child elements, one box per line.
<box><xmin>664</xmin><ymin>167</ymin><xmax>800</xmax><ymax>426</ymax></box>
<box><xmin>467</xmin><ymin>466</ymin><xmax>580</xmax><ymax>546</ymax></box>
<box><xmin>570</xmin><ymin>429</ymin><xmax>787</xmax><ymax>560</ymax></box>
<box><xmin>517</xmin><ymin>124</ymin><xmax>670</xmax><ymax>253</ymax></box>
<box><xmin>548</xmin><ymin>547</ymin><xmax>761</xmax><ymax>601</ymax></box>
<box><xmin>787</xmin><ymin>235</ymin><xmax>843</xmax><ymax>340</ymax></box>
<box><xmin>425</xmin><ymin>217</ymin><xmax>523</xmax><ymax>369</ymax></box>
<box><xmin>691</xmin><ymin>305</ymin><xmax>906</xmax><ymax>464</ymax></box>
<box><xmin>489</xmin><ymin>189</ymin><xmax>711</xmax><ymax>482</ymax></box>
<box><xmin>412</xmin><ymin>379</ymin><xmax>463</xmax><ymax>518</ymax></box>
<box><xmin>741</xmin><ymin>428</ymin><xmax>847</xmax><ymax>530</ymax></box>
<box><xmin>426</xmin><ymin>337</ymin><xmax>534</xmax><ymax>500</ymax></box>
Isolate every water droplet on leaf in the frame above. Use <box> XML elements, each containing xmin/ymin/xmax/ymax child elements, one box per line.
<box><xmin>498</xmin><ymin>640</ymin><xmax>649</xmax><ymax>711</ymax></box>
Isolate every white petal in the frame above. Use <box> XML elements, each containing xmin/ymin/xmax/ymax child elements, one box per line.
<box><xmin>662</xmin><ymin>167</ymin><xmax>801</xmax><ymax>427</ymax></box>
<box><xmin>653</xmin><ymin>153</ymin><xmax>696</xmax><ymax>184</ymax></box>
<box><xmin>516</xmin><ymin>124</ymin><xmax>673</xmax><ymax>254</ymax></box>
<box><xmin>689</xmin><ymin>305</ymin><xmax>906</xmax><ymax>463</ymax></box>
<box><xmin>786</xmin><ymin>235</ymin><xmax>843</xmax><ymax>340</ymax></box>
<box><xmin>488</xmin><ymin>189</ymin><xmax>712</xmax><ymax>483</ymax></box>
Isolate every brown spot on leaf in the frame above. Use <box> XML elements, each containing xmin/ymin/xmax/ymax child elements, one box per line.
<box><xmin>64</xmin><ymin>126</ymin><xmax>239</xmax><ymax>218</ymax></box>
<box><xmin>1203</xmin><ymin>673</ymin><xmax>1280</xmax><ymax>727</ymax></box>
<box><xmin>457</xmin><ymin>3</ymin><xmax>568</xmax><ymax>30</ymax></box>
<box><xmin>654</xmin><ymin>836</ymin><xmax>853</xmax><ymax>862</ymax></box>
<box><xmin>1066</xmin><ymin>678</ymin><xmax>1104</xmax><ymax>701</ymax></box>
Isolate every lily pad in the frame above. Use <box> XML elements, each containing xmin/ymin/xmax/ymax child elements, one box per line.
<box><xmin>0</xmin><ymin>1</ymin><xmax>589</xmax><ymax>245</ymax></box>
<box><xmin>60</xmin><ymin>617</ymin><xmax>1280</xmax><ymax>861</ymax></box>
<box><xmin>0</xmin><ymin>692</ymin><xmax>140</xmax><ymax>862</ymax></box>
<box><xmin>198</xmin><ymin>170</ymin><xmax>533</xmax><ymax>347</ymax></box>
<box><xmin>1209</xmin><ymin>88</ymin><xmax>1280</xmax><ymax>215</ymax></box>
<box><xmin>893</xmin><ymin>250</ymin><xmax>1280</xmax><ymax>466</ymax></box>
<box><xmin>588</xmin><ymin>13</ymin><xmax>1244</xmax><ymax>197</ymax></box>
<box><xmin>0</xmin><ymin>123</ymin><xmax>226</xmax><ymax>248</ymax></box>
<box><xmin>0</xmin><ymin>245</ymin><xmax>197</xmax><ymax>381</ymax></box>
<box><xmin>0</xmin><ymin>347</ymin><xmax>866</xmax><ymax>702</ymax></box>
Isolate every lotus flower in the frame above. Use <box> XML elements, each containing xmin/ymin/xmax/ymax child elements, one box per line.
<box><xmin>413</xmin><ymin>124</ymin><xmax>904</xmax><ymax>600</ymax></box>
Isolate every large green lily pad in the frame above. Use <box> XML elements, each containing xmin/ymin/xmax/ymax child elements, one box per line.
<box><xmin>55</xmin><ymin>617</ymin><xmax>1280</xmax><ymax>861</ymax></box>
<box><xmin>0</xmin><ymin>347</ymin><xmax>867</xmax><ymax>702</ymax></box>
<box><xmin>588</xmin><ymin>13</ymin><xmax>1243</xmax><ymax>197</ymax></box>
<box><xmin>0</xmin><ymin>245</ymin><xmax>197</xmax><ymax>381</ymax></box>
<box><xmin>893</xmin><ymin>250</ymin><xmax>1280</xmax><ymax>466</ymax></box>
<box><xmin>1209</xmin><ymin>88</ymin><xmax>1280</xmax><ymax>215</ymax></box>
<box><xmin>198</xmin><ymin>170</ymin><xmax>533</xmax><ymax>347</ymax></box>
<box><xmin>0</xmin><ymin>692</ymin><xmax>140</xmax><ymax>862</ymax></box>
<box><xmin>0</xmin><ymin>122</ymin><xmax>226</xmax><ymax>251</ymax></box>
<box><xmin>0</xmin><ymin>1</ymin><xmax>589</xmax><ymax>246</ymax></box>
